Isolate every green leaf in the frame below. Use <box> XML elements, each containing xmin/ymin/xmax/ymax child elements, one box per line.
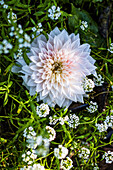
<box><xmin>34</xmin><ymin>11</ymin><xmax>45</xmax><ymax>16</ymax></box>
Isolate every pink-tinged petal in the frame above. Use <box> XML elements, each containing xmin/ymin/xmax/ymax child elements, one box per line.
<box><xmin>50</xmin><ymin>27</ymin><xmax>61</xmax><ymax>38</ymax></box>
<box><xmin>30</xmin><ymin>55</ymin><xmax>39</xmax><ymax>64</ymax></box>
<box><xmin>40</xmin><ymin>47</ymin><xmax>47</xmax><ymax>54</ymax></box>
<box><xmin>34</xmin><ymin>77</ymin><xmax>43</xmax><ymax>83</ymax></box>
<box><xmin>36</xmin><ymin>62</ymin><xmax>43</xmax><ymax>67</ymax></box>
<box><xmin>30</xmin><ymin>65</ymin><xmax>38</xmax><ymax>71</ymax></box>
<box><xmin>62</xmin><ymin>39</ymin><xmax>71</xmax><ymax>49</ymax></box>
<box><xmin>54</xmin><ymin>36</ymin><xmax>62</xmax><ymax>50</ymax></box>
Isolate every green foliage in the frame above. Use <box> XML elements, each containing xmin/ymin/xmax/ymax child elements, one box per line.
<box><xmin>0</xmin><ymin>0</ymin><xmax>113</xmax><ymax>169</ymax></box>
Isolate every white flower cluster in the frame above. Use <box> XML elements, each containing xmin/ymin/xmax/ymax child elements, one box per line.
<box><xmin>31</xmin><ymin>23</ymin><xmax>43</xmax><ymax>39</ymax></box>
<box><xmin>48</xmin><ymin>5</ymin><xmax>61</xmax><ymax>20</ymax></box>
<box><xmin>93</xmin><ymin>74</ymin><xmax>104</xmax><ymax>86</ymax></box>
<box><xmin>67</xmin><ymin>114</ymin><xmax>80</xmax><ymax>129</ymax></box>
<box><xmin>102</xmin><ymin>151</ymin><xmax>113</xmax><ymax>164</ymax></box>
<box><xmin>61</xmin><ymin>157</ymin><xmax>73</xmax><ymax>170</ymax></box>
<box><xmin>80</xmin><ymin>21</ymin><xmax>88</xmax><ymax>31</ymax></box>
<box><xmin>86</xmin><ymin>101</ymin><xmax>98</xmax><ymax>113</ymax></box>
<box><xmin>49</xmin><ymin>115</ymin><xmax>68</xmax><ymax>125</ymax></box>
<box><xmin>0</xmin><ymin>0</ymin><xmax>8</xmax><ymax>8</ymax></box>
<box><xmin>82</xmin><ymin>77</ymin><xmax>95</xmax><ymax>92</ymax></box>
<box><xmin>20</xmin><ymin>163</ymin><xmax>45</xmax><ymax>170</ymax></box>
<box><xmin>49</xmin><ymin>115</ymin><xmax>58</xmax><ymax>125</ymax></box>
<box><xmin>96</xmin><ymin>115</ymin><xmax>113</xmax><ymax>132</ymax></box>
<box><xmin>0</xmin><ymin>39</ymin><xmax>13</xmax><ymax>54</ymax></box>
<box><xmin>9</xmin><ymin>25</ymin><xmax>31</xmax><ymax>49</ymax></box>
<box><xmin>23</xmin><ymin>126</ymin><xmax>50</xmax><ymax>157</ymax></box>
<box><xmin>108</xmin><ymin>42</ymin><xmax>113</xmax><ymax>53</ymax></box>
<box><xmin>36</xmin><ymin>103</ymin><xmax>50</xmax><ymax>117</ymax></box>
<box><xmin>54</xmin><ymin>145</ymin><xmax>68</xmax><ymax>159</ymax></box>
<box><xmin>78</xmin><ymin>147</ymin><xmax>90</xmax><ymax>160</ymax></box>
<box><xmin>7</xmin><ymin>11</ymin><xmax>17</xmax><ymax>23</ymax></box>
<box><xmin>46</xmin><ymin>126</ymin><xmax>56</xmax><ymax>141</ymax></box>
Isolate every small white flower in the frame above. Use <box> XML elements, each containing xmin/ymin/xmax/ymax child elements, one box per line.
<box><xmin>61</xmin><ymin>157</ymin><xmax>73</xmax><ymax>170</ymax></box>
<box><xmin>54</xmin><ymin>145</ymin><xmax>68</xmax><ymax>159</ymax></box>
<box><xmin>36</xmin><ymin>103</ymin><xmax>50</xmax><ymax>117</ymax></box>
<box><xmin>80</xmin><ymin>21</ymin><xmax>88</xmax><ymax>30</ymax></box>
<box><xmin>86</xmin><ymin>101</ymin><xmax>98</xmax><ymax>113</ymax></box>
<box><xmin>32</xmin><ymin>27</ymin><xmax>37</xmax><ymax>32</ymax></box>
<box><xmin>93</xmin><ymin>74</ymin><xmax>104</xmax><ymax>86</ymax></box>
<box><xmin>78</xmin><ymin>147</ymin><xmax>90</xmax><ymax>160</ymax></box>
<box><xmin>48</xmin><ymin>6</ymin><xmax>61</xmax><ymax>20</ymax></box>
<box><xmin>46</xmin><ymin>126</ymin><xmax>56</xmax><ymax>141</ymax></box>
<box><xmin>82</xmin><ymin>77</ymin><xmax>95</xmax><ymax>92</ymax></box>
<box><xmin>108</xmin><ymin>42</ymin><xmax>113</xmax><ymax>53</ymax></box>
<box><xmin>3</xmin><ymin>4</ymin><xmax>8</xmax><ymax>9</ymax></box>
<box><xmin>7</xmin><ymin>12</ymin><xmax>17</xmax><ymax>23</ymax></box>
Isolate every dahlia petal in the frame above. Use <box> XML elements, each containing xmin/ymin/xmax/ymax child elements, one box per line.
<box><xmin>54</xmin><ymin>36</ymin><xmax>62</xmax><ymax>50</ymax></box>
<box><xmin>37</xmin><ymin>34</ymin><xmax>47</xmax><ymax>42</ymax></box>
<box><xmin>27</xmin><ymin>79</ymin><xmax>35</xmax><ymax>86</ymax></box>
<box><xmin>76</xmin><ymin>94</ymin><xmax>84</xmax><ymax>103</ymax></box>
<box><xmin>47</xmin><ymin>42</ymin><xmax>53</xmax><ymax>51</ymax></box>
<box><xmin>38</xmin><ymin>40</ymin><xmax>47</xmax><ymax>49</ymax></box>
<box><xmin>11</xmin><ymin>65</ymin><xmax>21</xmax><ymax>73</ymax></box>
<box><xmin>40</xmin><ymin>47</ymin><xmax>47</xmax><ymax>54</ymax></box>
<box><xmin>31</xmin><ymin>47</ymin><xmax>40</xmax><ymax>56</ymax></box>
<box><xmin>50</xmin><ymin>27</ymin><xmax>61</xmax><ymax>38</ymax></box>
<box><xmin>69</xmin><ymin>33</ymin><xmax>79</xmax><ymax>43</ymax></box>
<box><xmin>71</xmin><ymin>38</ymin><xmax>80</xmax><ymax>49</ymax></box>
<box><xmin>58</xmin><ymin>29</ymin><xmax>69</xmax><ymax>45</ymax></box>
<box><xmin>34</xmin><ymin>77</ymin><xmax>43</xmax><ymax>83</ymax></box>
<box><xmin>17</xmin><ymin>58</ymin><xmax>26</xmax><ymax>66</ymax></box>
<box><xmin>30</xmin><ymin>65</ymin><xmax>38</xmax><ymax>71</ymax></box>
<box><xmin>87</xmin><ymin>55</ymin><xmax>96</xmax><ymax>64</ymax></box>
<box><xmin>62</xmin><ymin>39</ymin><xmax>71</xmax><ymax>49</ymax></box>
<box><xmin>22</xmin><ymin>65</ymin><xmax>32</xmax><ymax>74</ymax></box>
<box><xmin>36</xmin><ymin>83</ymin><xmax>43</xmax><ymax>92</ymax></box>
<box><xmin>42</xmin><ymin>88</ymin><xmax>49</xmax><ymax>97</ymax></box>
<box><xmin>36</xmin><ymin>62</ymin><xmax>43</xmax><ymax>67</ymax></box>
<box><xmin>79</xmin><ymin>44</ymin><xmax>90</xmax><ymax>52</ymax></box>
<box><xmin>62</xmin><ymin>99</ymin><xmax>72</xmax><ymax>108</ymax></box>
<box><xmin>21</xmin><ymin>75</ymin><xmax>28</xmax><ymax>84</ymax></box>
<box><xmin>29</xmin><ymin>87</ymin><xmax>36</xmax><ymax>96</ymax></box>
<box><xmin>30</xmin><ymin>55</ymin><xmax>39</xmax><ymax>64</ymax></box>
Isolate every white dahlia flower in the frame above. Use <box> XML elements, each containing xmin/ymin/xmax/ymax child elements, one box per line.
<box><xmin>12</xmin><ymin>27</ymin><xmax>97</xmax><ymax>108</ymax></box>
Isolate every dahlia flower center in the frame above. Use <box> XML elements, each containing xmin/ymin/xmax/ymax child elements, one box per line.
<box><xmin>51</xmin><ymin>61</ymin><xmax>62</xmax><ymax>74</ymax></box>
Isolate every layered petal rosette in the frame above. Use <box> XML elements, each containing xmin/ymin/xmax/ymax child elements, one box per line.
<box><xmin>12</xmin><ymin>27</ymin><xmax>96</xmax><ymax>107</ymax></box>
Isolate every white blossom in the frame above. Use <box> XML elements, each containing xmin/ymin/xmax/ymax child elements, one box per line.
<box><xmin>12</xmin><ymin>27</ymin><xmax>97</xmax><ymax>108</ymax></box>
<box><xmin>61</xmin><ymin>157</ymin><xmax>73</xmax><ymax>170</ymax></box>
<box><xmin>46</xmin><ymin>126</ymin><xmax>56</xmax><ymax>141</ymax></box>
<box><xmin>54</xmin><ymin>145</ymin><xmax>68</xmax><ymax>159</ymax></box>
<box><xmin>36</xmin><ymin>103</ymin><xmax>50</xmax><ymax>117</ymax></box>
<box><xmin>86</xmin><ymin>101</ymin><xmax>98</xmax><ymax>113</ymax></box>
